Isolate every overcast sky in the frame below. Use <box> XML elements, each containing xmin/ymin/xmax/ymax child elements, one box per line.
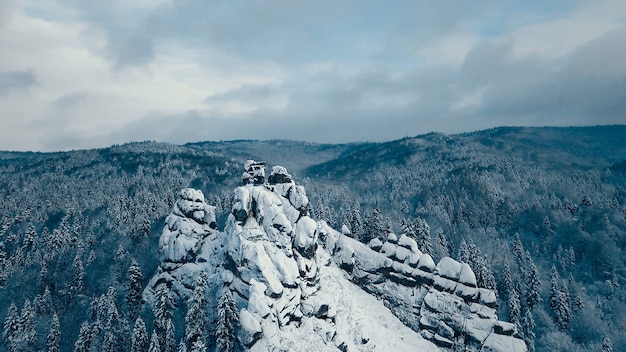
<box><xmin>0</xmin><ymin>0</ymin><xmax>625</xmax><ymax>151</ymax></box>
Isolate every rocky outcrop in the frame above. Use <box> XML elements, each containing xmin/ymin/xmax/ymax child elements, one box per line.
<box><xmin>324</xmin><ymin>231</ymin><xmax>526</xmax><ymax>352</ymax></box>
<box><xmin>145</xmin><ymin>188</ymin><xmax>222</xmax><ymax>301</ymax></box>
<box><xmin>145</xmin><ymin>161</ymin><xmax>525</xmax><ymax>352</ymax></box>
<box><xmin>224</xmin><ymin>161</ymin><xmax>323</xmax><ymax>348</ymax></box>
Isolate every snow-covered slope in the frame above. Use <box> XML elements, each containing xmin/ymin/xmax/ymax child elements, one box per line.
<box><xmin>145</xmin><ymin>161</ymin><xmax>525</xmax><ymax>351</ymax></box>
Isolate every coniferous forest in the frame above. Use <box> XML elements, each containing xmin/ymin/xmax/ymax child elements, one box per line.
<box><xmin>1</xmin><ymin>126</ymin><xmax>625</xmax><ymax>351</ymax></box>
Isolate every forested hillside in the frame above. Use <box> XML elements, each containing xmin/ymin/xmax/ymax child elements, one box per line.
<box><xmin>0</xmin><ymin>126</ymin><xmax>624</xmax><ymax>351</ymax></box>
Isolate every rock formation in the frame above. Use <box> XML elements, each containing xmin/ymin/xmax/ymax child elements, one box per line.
<box><xmin>325</xmin><ymin>229</ymin><xmax>526</xmax><ymax>351</ymax></box>
<box><xmin>145</xmin><ymin>160</ymin><xmax>526</xmax><ymax>352</ymax></box>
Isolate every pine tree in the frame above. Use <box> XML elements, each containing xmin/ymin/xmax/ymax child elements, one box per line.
<box><xmin>71</xmin><ymin>253</ymin><xmax>85</xmax><ymax>294</ymax></box>
<box><xmin>549</xmin><ymin>267</ymin><xmax>571</xmax><ymax>330</ymax></box>
<box><xmin>185</xmin><ymin>276</ymin><xmax>208</xmax><ymax>348</ymax></box>
<box><xmin>47</xmin><ymin>313</ymin><xmax>61</xmax><ymax>352</ymax></box>
<box><xmin>413</xmin><ymin>217</ymin><xmax>433</xmax><ymax>254</ymax></box>
<box><xmin>521</xmin><ymin>308</ymin><xmax>536</xmax><ymax>352</ymax></box>
<box><xmin>512</xmin><ymin>233</ymin><xmax>524</xmax><ymax>270</ymax></box>
<box><xmin>154</xmin><ymin>283</ymin><xmax>174</xmax><ymax>333</ymax></box>
<box><xmin>349</xmin><ymin>205</ymin><xmax>363</xmax><ymax>237</ymax></box>
<box><xmin>2</xmin><ymin>302</ymin><xmax>19</xmax><ymax>351</ymax></box>
<box><xmin>178</xmin><ymin>340</ymin><xmax>188</xmax><ymax>352</ymax></box>
<box><xmin>215</xmin><ymin>288</ymin><xmax>237</xmax><ymax>352</ymax></box>
<box><xmin>502</xmin><ymin>261</ymin><xmax>513</xmax><ymax>296</ymax></box>
<box><xmin>149</xmin><ymin>331</ymin><xmax>161</xmax><ymax>352</ymax></box>
<box><xmin>164</xmin><ymin>318</ymin><xmax>176</xmax><ymax>352</ymax></box>
<box><xmin>18</xmin><ymin>299</ymin><xmax>36</xmax><ymax>351</ymax></box>
<box><xmin>190</xmin><ymin>340</ymin><xmax>207</xmax><ymax>352</ymax></box>
<box><xmin>524</xmin><ymin>256</ymin><xmax>542</xmax><ymax>310</ymax></box>
<box><xmin>508</xmin><ymin>286</ymin><xmax>521</xmax><ymax>326</ymax></box>
<box><xmin>131</xmin><ymin>317</ymin><xmax>148</xmax><ymax>352</ymax></box>
<box><xmin>602</xmin><ymin>335</ymin><xmax>614</xmax><ymax>352</ymax></box>
<box><xmin>126</xmin><ymin>259</ymin><xmax>144</xmax><ymax>320</ymax></box>
<box><xmin>458</xmin><ymin>239</ymin><xmax>469</xmax><ymax>263</ymax></box>
<box><xmin>73</xmin><ymin>321</ymin><xmax>91</xmax><ymax>352</ymax></box>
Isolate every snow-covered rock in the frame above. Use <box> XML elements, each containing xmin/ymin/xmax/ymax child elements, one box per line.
<box><xmin>145</xmin><ymin>160</ymin><xmax>525</xmax><ymax>352</ymax></box>
<box><xmin>329</xmin><ymin>228</ymin><xmax>527</xmax><ymax>352</ymax></box>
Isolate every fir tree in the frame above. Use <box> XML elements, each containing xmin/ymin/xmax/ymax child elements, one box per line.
<box><xmin>73</xmin><ymin>321</ymin><xmax>91</xmax><ymax>352</ymax></box>
<box><xmin>215</xmin><ymin>288</ymin><xmax>238</xmax><ymax>352</ymax></box>
<box><xmin>185</xmin><ymin>275</ymin><xmax>208</xmax><ymax>348</ymax></box>
<box><xmin>524</xmin><ymin>256</ymin><xmax>542</xmax><ymax>310</ymax></box>
<box><xmin>413</xmin><ymin>217</ymin><xmax>433</xmax><ymax>254</ymax></box>
<box><xmin>190</xmin><ymin>340</ymin><xmax>207</xmax><ymax>352</ymax></box>
<box><xmin>126</xmin><ymin>259</ymin><xmax>144</xmax><ymax>320</ymax></box>
<box><xmin>602</xmin><ymin>335</ymin><xmax>614</xmax><ymax>352</ymax></box>
<box><xmin>521</xmin><ymin>309</ymin><xmax>536</xmax><ymax>352</ymax></box>
<box><xmin>2</xmin><ymin>302</ymin><xmax>19</xmax><ymax>351</ymax></box>
<box><xmin>549</xmin><ymin>267</ymin><xmax>572</xmax><ymax>330</ymax></box>
<box><xmin>164</xmin><ymin>318</ymin><xmax>176</xmax><ymax>352</ymax></box>
<box><xmin>47</xmin><ymin>313</ymin><xmax>61</xmax><ymax>352</ymax></box>
<box><xmin>149</xmin><ymin>331</ymin><xmax>161</xmax><ymax>352</ymax></box>
<box><xmin>131</xmin><ymin>317</ymin><xmax>148</xmax><ymax>352</ymax></box>
<box><xmin>18</xmin><ymin>299</ymin><xmax>36</xmax><ymax>351</ymax></box>
<box><xmin>508</xmin><ymin>286</ymin><xmax>521</xmax><ymax>326</ymax></box>
<box><xmin>71</xmin><ymin>253</ymin><xmax>85</xmax><ymax>294</ymax></box>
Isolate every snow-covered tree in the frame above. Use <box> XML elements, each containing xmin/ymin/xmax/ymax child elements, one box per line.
<box><xmin>602</xmin><ymin>335</ymin><xmax>614</xmax><ymax>352</ymax></box>
<box><xmin>73</xmin><ymin>321</ymin><xmax>91</xmax><ymax>352</ymax></box>
<box><xmin>524</xmin><ymin>256</ymin><xmax>542</xmax><ymax>310</ymax></box>
<box><xmin>131</xmin><ymin>317</ymin><xmax>148</xmax><ymax>352</ymax></box>
<box><xmin>549</xmin><ymin>266</ymin><xmax>572</xmax><ymax>330</ymax></box>
<box><xmin>508</xmin><ymin>286</ymin><xmax>521</xmax><ymax>326</ymax></box>
<box><xmin>413</xmin><ymin>217</ymin><xmax>433</xmax><ymax>254</ymax></box>
<box><xmin>215</xmin><ymin>288</ymin><xmax>237</xmax><ymax>352</ymax></box>
<box><xmin>149</xmin><ymin>331</ymin><xmax>161</xmax><ymax>352</ymax></box>
<box><xmin>190</xmin><ymin>339</ymin><xmax>207</xmax><ymax>352</ymax></box>
<box><xmin>126</xmin><ymin>259</ymin><xmax>143</xmax><ymax>320</ymax></box>
<box><xmin>184</xmin><ymin>275</ymin><xmax>208</xmax><ymax>348</ymax></box>
<box><xmin>2</xmin><ymin>302</ymin><xmax>19</xmax><ymax>351</ymax></box>
<box><xmin>521</xmin><ymin>308</ymin><xmax>536</xmax><ymax>352</ymax></box>
<box><xmin>47</xmin><ymin>312</ymin><xmax>61</xmax><ymax>352</ymax></box>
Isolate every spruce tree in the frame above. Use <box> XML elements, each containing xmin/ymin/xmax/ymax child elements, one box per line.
<box><xmin>602</xmin><ymin>335</ymin><xmax>614</xmax><ymax>352</ymax></box>
<box><xmin>508</xmin><ymin>286</ymin><xmax>521</xmax><ymax>326</ymax></box>
<box><xmin>521</xmin><ymin>309</ymin><xmax>536</xmax><ymax>352</ymax></box>
<box><xmin>215</xmin><ymin>288</ymin><xmax>237</xmax><ymax>352</ymax></box>
<box><xmin>131</xmin><ymin>317</ymin><xmax>148</xmax><ymax>352</ymax></box>
<box><xmin>413</xmin><ymin>217</ymin><xmax>433</xmax><ymax>254</ymax></box>
<box><xmin>2</xmin><ymin>302</ymin><xmax>19</xmax><ymax>350</ymax></box>
<box><xmin>149</xmin><ymin>331</ymin><xmax>161</xmax><ymax>352</ymax></box>
<box><xmin>524</xmin><ymin>256</ymin><xmax>542</xmax><ymax>310</ymax></box>
<box><xmin>47</xmin><ymin>313</ymin><xmax>61</xmax><ymax>352</ymax></box>
<box><xmin>126</xmin><ymin>259</ymin><xmax>144</xmax><ymax>320</ymax></box>
<box><xmin>185</xmin><ymin>276</ymin><xmax>208</xmax><ymax>348</ymax></box>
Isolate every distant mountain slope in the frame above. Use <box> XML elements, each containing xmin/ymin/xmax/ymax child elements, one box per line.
<box><xmin>0</xmin><ymin>125</ymin><xmax>624</xmax><ymax>351</ymax></box>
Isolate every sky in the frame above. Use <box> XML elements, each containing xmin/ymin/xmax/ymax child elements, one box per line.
<box><xmin>0</xmin><ymin>0</ymin><xmax>625</xmax><ymax>152</ymax></box>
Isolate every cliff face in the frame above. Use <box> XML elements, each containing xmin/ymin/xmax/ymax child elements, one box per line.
<box><xmin>146</xmin><ymin>160</ymin><xmax>525</xmax><ymax>352</ymax></box>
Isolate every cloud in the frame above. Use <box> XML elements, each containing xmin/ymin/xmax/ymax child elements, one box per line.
<box><xmin>1</xmin><ymin>1</ymin><xmax>626</xmax><ymax>151</ymax></box>
<box><xmin>0</xmin><ymin>69</ymin><xmax>36</xmax><ymax>94</ymax></box>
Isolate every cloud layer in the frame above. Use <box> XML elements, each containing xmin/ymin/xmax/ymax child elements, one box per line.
<box><xmin>0</xmin><ymin>0</ymin><xmax>625</xmax><ymax>151</ymax></box>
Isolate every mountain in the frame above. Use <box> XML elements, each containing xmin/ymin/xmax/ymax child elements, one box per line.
<box><xmin>0</xmin><ymin>125</ymin><xmax>624</xmax><ymax>351</ymax></box>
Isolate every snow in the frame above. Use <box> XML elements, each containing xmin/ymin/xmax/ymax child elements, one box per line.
<box><xmin>435</xmin><ymin>256</ymin><xmax>463</xmax><ymax>280</ymax></box>
<box><xmin>458</xmin><ymin>263</ymin><xmax>477</xmax><ymax>287</ymax></box>
<box><xmin>249</xmin><ymin>248</ymin><xmax>441</xmax><ymax>352</ymax></box>
<box><xmin>416</xmin><ymin>253</ymin><xmax>436</xmax><ymax>272</ymax></box>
